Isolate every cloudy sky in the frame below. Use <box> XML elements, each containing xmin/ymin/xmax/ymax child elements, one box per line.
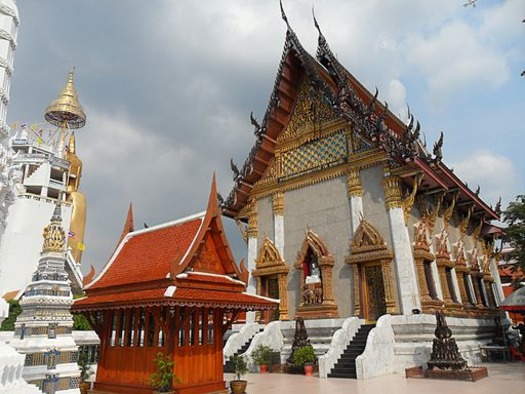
<box><xmin>7</xmin><ymin>0</ymin><xmax>525</xmax><ymax>274</ymax></box>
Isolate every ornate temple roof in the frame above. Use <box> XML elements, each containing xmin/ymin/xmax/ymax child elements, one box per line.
<box><xmin>222</xmin><ymin>5</ymin><xmax>500</xmax><ymax>226</ymax></box>
<box><xmin>74</xmin><ymin>175</ymin><xmax>276</xmax><ymax>312</ymax></box>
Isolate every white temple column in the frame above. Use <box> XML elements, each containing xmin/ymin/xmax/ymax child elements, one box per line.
<box><xmin>272</xmin><ymin>191</ymin><xmax>285</xmax><ymax>257</ymax></box>
<box><xmin>246</xmin><ymin>199</ymin><xmax>258</xmax><ymax>323</ymax></box>
<box><xmin>383</xmin><ymin>175</ymin><xmax>421</xmax><ymax>314</ymax></box>
<box><xmin>347</xmin><ymin>168</ymin><xmax>364</xmax><ymax>233</ymax></box>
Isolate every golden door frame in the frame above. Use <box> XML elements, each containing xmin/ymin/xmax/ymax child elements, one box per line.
<box><xmin>252</xmin><ymin>238</ymin><xmax>289</xmax><ymax>321</ymax></box>
<box><xmin>293</xmin><ymin>230</ymin><xmax>339</xmax><ymax>319</ymax></box>
<box><xmin>346</xmin><ymin>219</ymin><xmax>398</xmax><ymax>321</ymax></box>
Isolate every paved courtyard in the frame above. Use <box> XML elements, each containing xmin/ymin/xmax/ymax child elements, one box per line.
<box><xmin>224</xmin><ymin>362</ymin><xmax>525</xmax><ymax>394</ymax></box>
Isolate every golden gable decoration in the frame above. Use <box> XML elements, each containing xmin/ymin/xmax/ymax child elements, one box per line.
<box><xmin>277</xmin><ymin>75</ymin><xmax>336</xmax><ymax>144</ymax></box>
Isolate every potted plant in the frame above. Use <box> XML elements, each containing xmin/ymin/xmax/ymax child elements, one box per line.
<box><xmin>150</xmin><ymin>352</ymin><xmax>180</xmax><ymax>394</ymax></box>
<box><xmin>251</xmin><ymin>344</ymin><xmax>273</xmax><ymax>374</ymax></box>
<box><xmin>292</xmin><ymin>345</ymin><xmax>316</xmax><ymax>376</ymax></box>
<box><xmin>77</xmin><ymin>352</ymin><xmax>93</xmax><ymax>394</ymax></box>
<box><xmin>229</xmin><ymin>354</ymin><xmax>248</xmax><ymax>394</ymax></box>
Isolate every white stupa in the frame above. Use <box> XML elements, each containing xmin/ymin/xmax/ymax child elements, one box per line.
<box><xmin>9</xmin><ymin>200</ymin><xmax>80</xmax><ymax>393</ymax></box>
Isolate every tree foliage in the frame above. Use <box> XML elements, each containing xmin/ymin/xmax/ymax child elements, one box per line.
<box><xmin>73</xmin><ymin>313</ymin><xmax>92</xmax><ymax>330</ymax></box>
<box><xmin>0</xmin><ymin>300</ymin><xmax>21</xmax><ymax>331</ymax></box>
<box><xmin>503</xmin><ymin>194</ymin><xmax>525</xmax><ymax>274</ymax></box>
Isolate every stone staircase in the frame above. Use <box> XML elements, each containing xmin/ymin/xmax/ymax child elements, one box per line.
<box><xmin>223</xmin><ymin>329</ymin><xmax>261</xmax><ymax>372</ymax></box>
<box><xmin>327</xmin><ymin>324</ymin><xmax>375</xmax><ymax>379</ymax></box>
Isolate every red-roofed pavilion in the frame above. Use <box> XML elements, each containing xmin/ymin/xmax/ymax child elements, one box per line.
<box><xmin>72</xmin><ymin>176</ymin><xmax>278</xmax><ymax>394</ymax></box>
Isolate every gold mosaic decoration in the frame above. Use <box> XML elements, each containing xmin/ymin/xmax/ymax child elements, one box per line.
<box><xmin>279</xmin><ymin>129</ymin><xmax>348</xmax><ymax>180</ymax></box>
<box><xmin>277</xmin><ymin>75</ymin><xmax>336</xmax><ymax>143</ymax></box>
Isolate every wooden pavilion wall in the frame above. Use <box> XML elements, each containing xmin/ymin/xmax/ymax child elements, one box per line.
<box><xmin>92</xmin><ymin>305</ymin><xmax>226</xmax><ymax>394</ymax></box>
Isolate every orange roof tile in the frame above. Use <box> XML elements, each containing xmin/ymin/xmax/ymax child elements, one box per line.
<box><xmin>87</xmin><ymin>214</ymin><xmax>204</xmax><ymax>290</ymax></box>
<box><xmin>73</xmin><ymin>283</ymin><xmax>278</xmax><ymax>312</ymax></box>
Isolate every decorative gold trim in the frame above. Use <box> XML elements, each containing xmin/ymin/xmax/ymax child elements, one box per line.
<box><xmin>246</xmin><ymin>199</ymin><xmax>258</xmax><ymax>238</ymax></box>
<box><xmin>346</xmin><ymin>167</ymin><xmax>363</xmax><ymax>198</ymax></box>
<box><xmin>383</xmin><ymin>175</ymin><xmax>403</xmax><ymax>210</ymax></box>
<box><xmin>441</xmin><ymin>192</ymin><xmax>459</xmax><ymax>225</ymax></box>
<box><xmin>250</xmin><ymin>149</ymin><xmax>388</xmax><ymax>202</ymax></box>
<box><xmin>402</xmin><ymin>173</ymin><xmax>423</xmax><ymax>223</ymax></box>
<box><xmin>427</xmin><ymin>193</ymin><xmax>443</xmax><ymax>236</ymax></box>
<box><xmin>272</xmin><ymin>191</ymin><xmax>284</xmax><ymax>216</ymax></box>
<box><xmin>459</xmin><ymin>205</ymin><xmax>474</xmax><ymax>236</ymax></box>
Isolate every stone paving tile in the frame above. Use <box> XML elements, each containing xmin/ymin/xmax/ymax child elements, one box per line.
<box><xmin>225</xmin><ymin>362</ymin><xmax>525</xmax><ymax>394</ymax></box>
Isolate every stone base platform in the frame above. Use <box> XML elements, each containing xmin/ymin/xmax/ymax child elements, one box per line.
<box><xmin>405</xmin><ymin>366</ymin><xmax>488</xmax><ymax>382</ymax></box>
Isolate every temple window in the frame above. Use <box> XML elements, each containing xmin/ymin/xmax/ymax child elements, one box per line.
<box><xmin>463</xmin><ymin>274</ymin><xmax>476</xmax><ymax>305</ymax></box>
<box><xmin>445</xmin><ymin>268</ymin><xmax>459</xmax><ymax>303</ymax></box>
<box><xmin>424</xmin><ymin>261</ymin><xmax>438</xmax><ymax>300</ymax></box>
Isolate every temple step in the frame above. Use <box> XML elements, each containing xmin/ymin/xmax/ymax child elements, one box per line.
<box><xmin>223</xmin><ymin>329</ymin><xmax>263</xmax><ymax>373</ymax></box>
<box><xmin>327</xmin><ymin>323</ymin><xmax>375</xmax><ymax>379</ymax></box>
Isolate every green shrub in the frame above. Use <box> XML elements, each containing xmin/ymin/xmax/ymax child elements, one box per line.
<box><xmin>251</xmin><ymin>344</ymin><xmax>273</xmax><ymax>366</ymax></box>
<box><xmin>150</xmin><ymin>352</ymin><xmax>180</xmax><ymax>391</ymax></box>
<box><xmin>229</xmin><ymin>354</ymin><xmax>248</xmax><ymax>381</ymax></box>
<box><xmin>292</xmin><ymin>345</ymin><xmax>316</xmax><ymax>367</ymax></box>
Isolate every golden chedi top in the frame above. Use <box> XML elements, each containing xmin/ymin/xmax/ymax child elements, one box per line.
<box><xmin>42</xmin><ymin>202</ymin><xmax>66</xmax><ymax>253</ymax></box>
<box><xmin>44</xmin><ymin>68</ymin><xmax>86</xmax><ymax>129</ymax></box>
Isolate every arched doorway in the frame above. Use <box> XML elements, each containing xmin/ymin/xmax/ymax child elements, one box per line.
<box><xmin>252</xmin><ymin>238</ymin><xmax>289</xmax><ymax>322</ymax></box>
<box><xmin>346</xmin><ymin>220</ymin><xmax>397</xmax><ymax>322</ymax></box>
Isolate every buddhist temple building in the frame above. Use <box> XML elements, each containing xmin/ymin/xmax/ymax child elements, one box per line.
<box><xmin>221</xmin><ymin>6</ymin><xmax>506</xmax><ymax>378</ymax></box>
<box><xmin>72</xmin><ymin>176</ymin><xmax>278</xmax><ymax>394</ymax></box>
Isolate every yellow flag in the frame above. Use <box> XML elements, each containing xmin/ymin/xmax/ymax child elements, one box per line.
<box><xmin>77</xmin><ymin>242</ymin><xmax>86</xmax><ymax>251</ymax></box>
<box><xmin>30</xmin><ymin>123</ymin><xmax>37</xmax><ymax>131</ymax></box>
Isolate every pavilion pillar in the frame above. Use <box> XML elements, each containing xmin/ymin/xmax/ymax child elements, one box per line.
<box><xmin>383</xmin><ymin>174</ymin><xmax>421</xmax><ymax>314</ymax></box>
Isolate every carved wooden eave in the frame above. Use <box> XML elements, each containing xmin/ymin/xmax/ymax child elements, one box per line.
<box><xmin>252</xmin><ymin>238</ymin><xmax>289</xmax><ymax>277</ymax></box>
<box><xmin>346</xmin><ymin>219</ymin><xmax>393</xmax><ymax>264</ymax></box>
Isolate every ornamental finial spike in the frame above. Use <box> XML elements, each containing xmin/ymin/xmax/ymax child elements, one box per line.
<box><xmin>44</xmin><ymin>68</ymin><xmax>86</xmax><ymax>129</ymax></box>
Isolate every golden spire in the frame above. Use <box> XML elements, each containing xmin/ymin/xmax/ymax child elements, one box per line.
<box><xmin>44</xmin><ymin>68</ymin><xmax>86</xmax><ymax>129</ymax></box>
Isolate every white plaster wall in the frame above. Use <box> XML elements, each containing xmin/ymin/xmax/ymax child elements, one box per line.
<box><xmin>284</xmin><ymin>177</ymin><xmax>353</xmax><ymax>317</ymax></box>
<box><xmin>360</xmin><ymin>166</ymin><xmax>393</xmax><ymax>246</ymax></box>
<box><xmin>256</xmin><ymin>196</ymin><xmax>273</xmax><ymax>243</ymax></box>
